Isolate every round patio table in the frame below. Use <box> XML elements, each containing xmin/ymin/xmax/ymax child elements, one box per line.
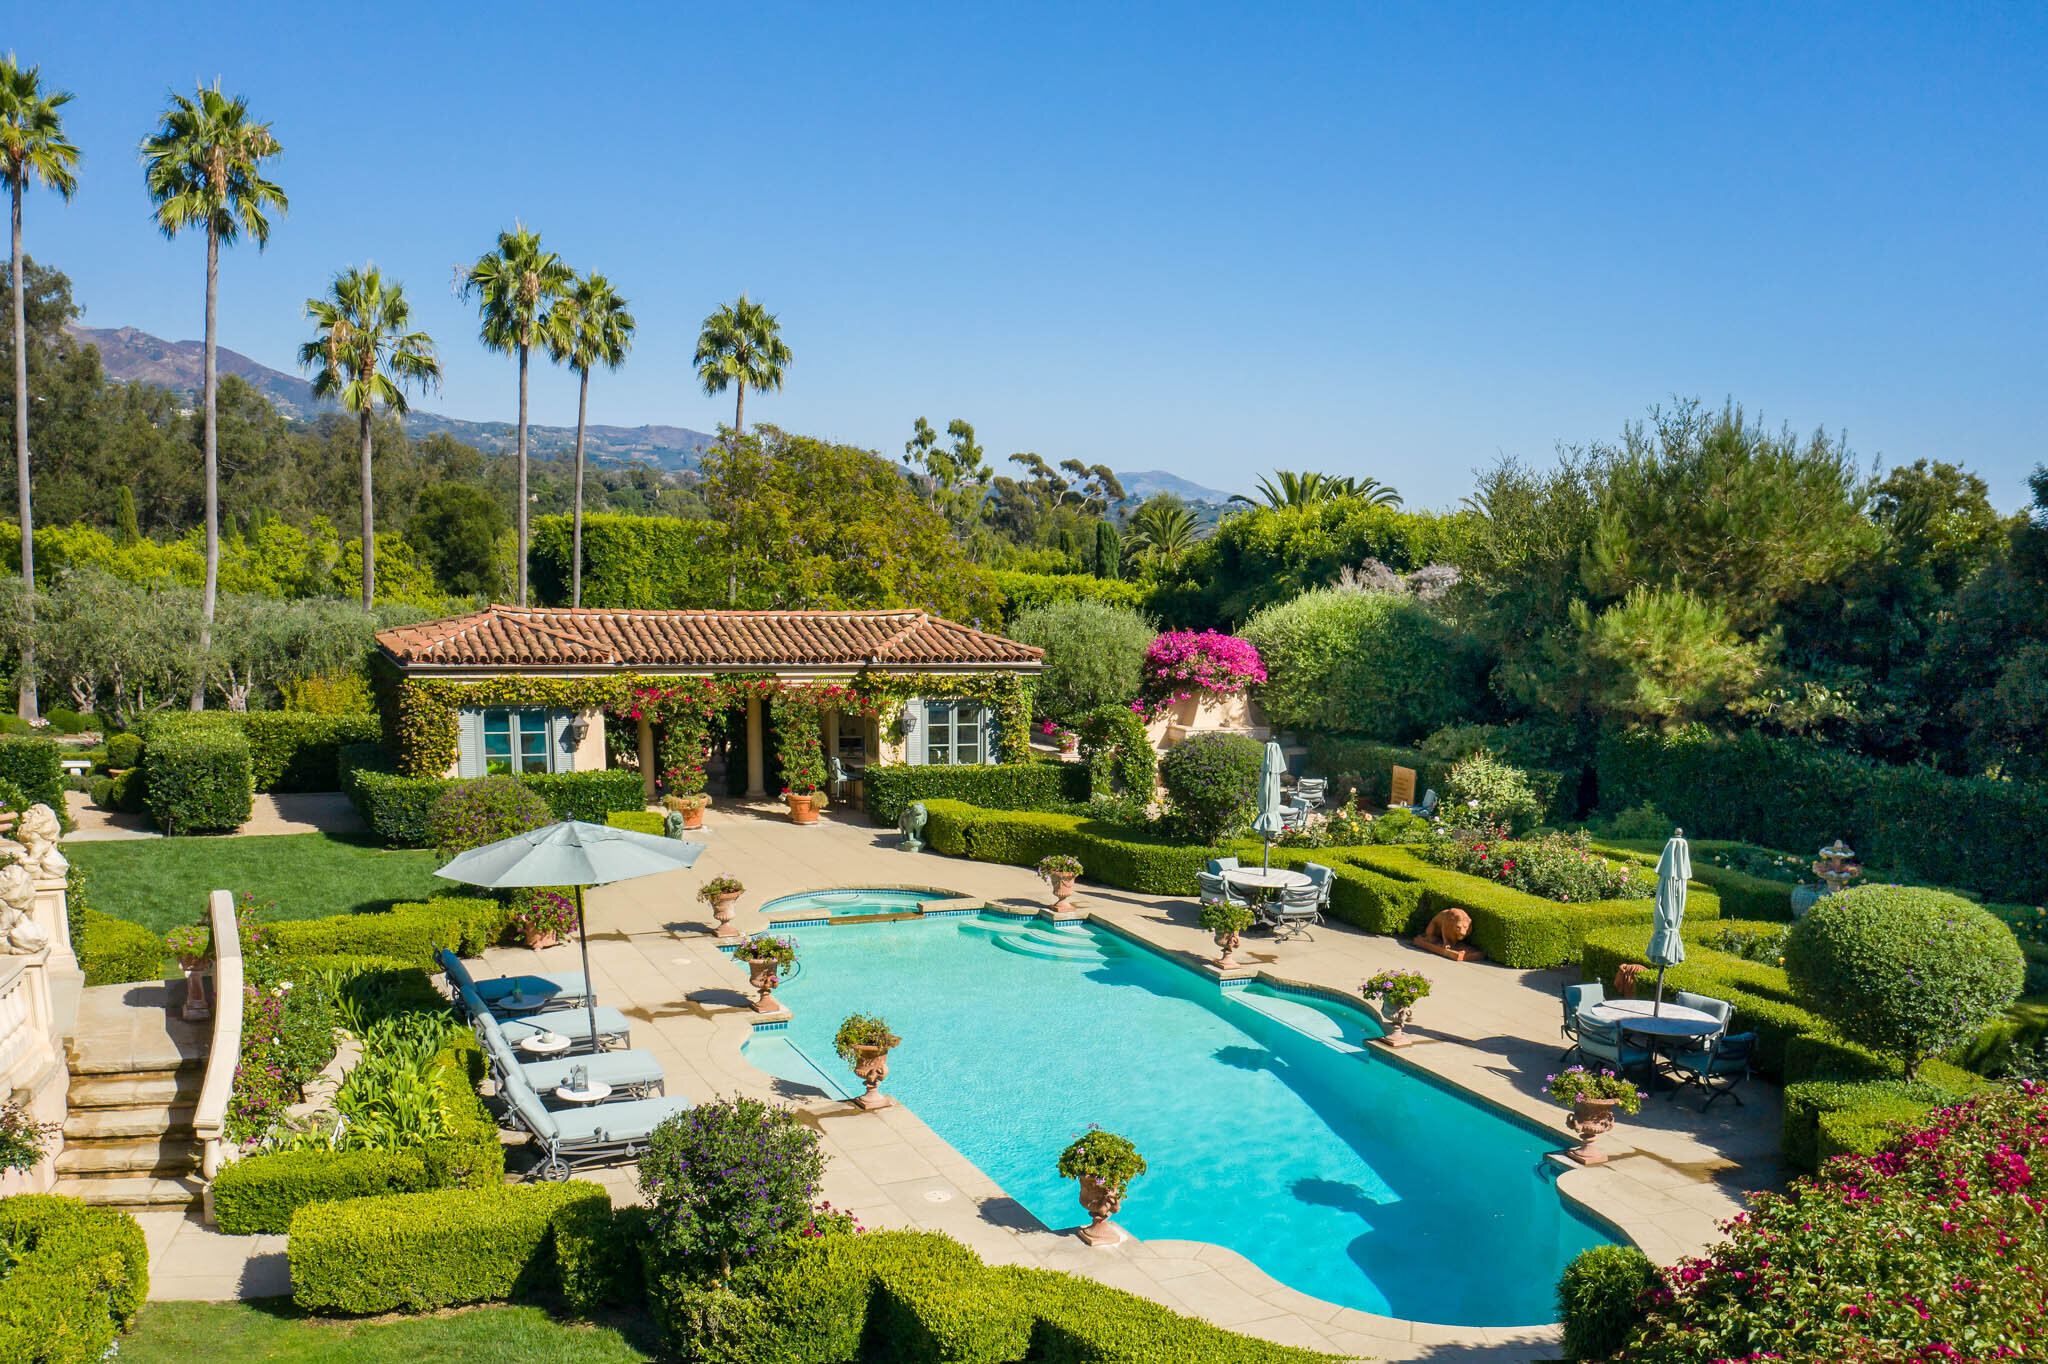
<box><xmin>518</xmin><ymin>1031</ymin><xmax>572</xmax><ymax>1056</ymax></box>
<box><xmin>554</xmin><ymin>1082</ymin><xmax>612</xmax><ymax>1105</ymax></box>
<box><xmin>496</xmin><ymin>990</ymin><xmax>547</xmax><ymax>1012</ymax></box>
<box><xmin>1223</xmin><ymin>867</ymin><xmax>1311</xmax><ymax>894</ymax></box>
<box><xmin>1579</xmin><ymin>999</ymin><xmax>1719</xmax><ymax>1038</ymax></box>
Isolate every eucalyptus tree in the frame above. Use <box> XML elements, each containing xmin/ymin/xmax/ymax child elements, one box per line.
<box><xmin>544</xmin><ymin>272</ymin><xmax>634</xmax><ymax>607</ymax></box>
<box><xmin>0</xmin><ymin>54</ymin><xmax>79</xmax><ymax>721</ymax></box>
<box><xmin>141</xmin><ymin>81</ymin><xmax>286</xmax><ymax>706</ymax></box>
<box><xmin>693</xmin><ymin>293</ymin><xmax>789</xmax><ymax>436</ymax></box>
<box><xmin>298</xmin><ymin>265</ymin><xmax>441</xmax><ymax>610</ymax></box>
<box><xmin>462</xmin><ymin>225</ymin><xmax>570</xmax><ymax>605</ymax></box>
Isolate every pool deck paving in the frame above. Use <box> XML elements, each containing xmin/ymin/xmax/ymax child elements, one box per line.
<box><xmin>128</xmin><ymin>802</ymin><xmax>1785</xmax><ymax>1362</ymax></box>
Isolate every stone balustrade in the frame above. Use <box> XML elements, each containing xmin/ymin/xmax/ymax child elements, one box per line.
<box><xmin>0</xmin><ymin>947</ymin><xmax>68</xmax><ymax>1195</ymax></box>
<box><xmin>192</xmin><ymin>889</ymin><xmax>243</xmax><ymax>1181</ymax></box>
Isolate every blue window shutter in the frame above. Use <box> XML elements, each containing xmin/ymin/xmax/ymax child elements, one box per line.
<box><xmin>906</xmin><ymin>699</ymin><xmax>926</xmax><ymax>766</ymax></box>
<box><xmin>456</xmin><ymin>709</ymin><xmax>483</xmax><ymax>778</ymax></box>
<box><xmin>982</xmin><ymin>706</ymin><xmax>998</xmax><ymax>763</ymax></box>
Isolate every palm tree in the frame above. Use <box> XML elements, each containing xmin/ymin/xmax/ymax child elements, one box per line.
<box><xmin>141</xmin><ymin>82</ymin><xmax>285</xmax><ymax>707</ymax></box>
<box><xmin>1328</xmin><ymin>475</ymin><xmax>1404</xmax><ymax>508</ymax></box>
<box><xmin>462</xmin><ymin>226</ymin><xmax>571</xmax><ymax>606</ymax></box>
<box><xmin>1123</xmin><ymin>496</ymin><xmax>1202</xmax><ymax>569</ymax></box>
<box><xmin>693</xmin><ymin>294</ymin><xmax>789</xmax><ymax>436</ymax></box>
<box><xmin>544</xmin><ymin>272</ymin><xmax>634</xmax><ymax>609</ymax></box>
<box><xmin>298</xmin><ymin>266</ymin><xmax>440</xmax><ymax>610</ymax></box>
<box><xmin>1230</xmin><ymin>470</ymin><xmax>1335</xmax><ymax>509</ymax></box>
<box><xmin>0</xmin><ymin>54</ymin><xmax>78</xmax><ymax>722</ymax></box>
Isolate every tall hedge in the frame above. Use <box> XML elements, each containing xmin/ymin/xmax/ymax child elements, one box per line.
<box><xmin>1241</xmin><ymin>587</ymin><xmax>1486</xmax><ymax>743</ymax></box>
<box><xmin>988</xmin><ymin>569</ymin><xmax>1146</xmax><ymax>622</ymax></box>
<box><xmin>865</xmin><ymin>761</ymin><xmax>1088</xmax><ymax>827</ymax></box>
<box><xmin>1597</xmin><ymin>725</ymin><xmax>2048</xmax><ymax>901</ymax></box>
<box><xmin>0</xmin><ymin>734</ymin><xmax>63</xmax><ymax>813</ymax></box>
<box><xmin>529</xmin><ymin>513</ymin><xmax>722</xmax><ymax>609</ymax></box>
<box><xmin>141</xmin><ymin>726</ymin><xmax>253</xmax><ymax>833</ymax></box>
<box><xmin>1005</xmin><ymin>599</ymin><xmax>1155</xmax><ymax>724</ymax></box>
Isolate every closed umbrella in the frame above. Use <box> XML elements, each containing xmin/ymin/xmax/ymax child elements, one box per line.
<box><xmin>1250</xmin><ymin>741</ymin><xmax>1291</xmax><ymax>873</ymax></box>
<box><xmin>436</xmin><ymin>820</ymin><xmax>707</xmax><ymax>1049</ymax></box>
<box><xmin>1648</xmin><ymin>828</ymin><xmax>1691</xmax><ymax>1016</ymax></box>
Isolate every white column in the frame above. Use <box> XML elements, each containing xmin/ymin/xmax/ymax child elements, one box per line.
<box><xmin>636</xmin><ymin>714</ymin><xmax>657</xmax><ymax>801</ymax></box>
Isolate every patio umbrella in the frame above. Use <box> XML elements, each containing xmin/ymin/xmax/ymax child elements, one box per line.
<box><xmin>1250</xmin><ymin>741</ymin><xmax>1291</xmax><ymax>872</ymax></box>
<box><xmin>435</xmin><ymin>820</ymin><xmax>707</xmax><ymax>1050</ymax></box>
<box><xmin>1648</xmin><ymin>828</ymin><xmax>1691</xmax><ymax>1016</ymax></box>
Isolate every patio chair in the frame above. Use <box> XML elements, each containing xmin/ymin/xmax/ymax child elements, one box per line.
<box><xmin>1560</xmin><ymin>982</ymin><xmax>1605</xmax><ymax>1061</ymax></box>
<box><xmin>498</xmin><ymin>1064</ymin><xmax>691</xmax><ymax>1180</ymax></box>
<box><xmin>1406</xmin><ymin>789</ymin><xmax>1439</xmax><ymax>819</ymax></box>
<box><xmin>1293</xmin><ymin>777</ymin><xmax>1328</xmax><ymax>812</ymax></box>
<box><xmin>1197</xmin><ymin>871</ymin><xmax>1248</xmax><ymax>910</ymax></box>
<box><xmin>1574</xmin><ymin>1013</ymin><xmax>1653</xmax><ymax>1078</ymax></box>
<box><xmin>453</xmin><ymin>979</ymin><xmax>633</xmax><ymax>1052</ymax></box>
<box><xmin>436</xmin><ymin>948</ymin><xmax>589</xmax><ymax>1014</ymax></box>
<box><xmin>474</xmin><ymin>1012</ymin><xmax>668</xmax><ymax>1101</ymax></box>
<box><xmin>1206</xmin><ymin>856</ymin><xmax>1240</xmax><ymax>875</ymax></box>
<box><xmin>1668</xmin><ymin>991</ymin><xmax>1734</xmax><ymax>1054</ymax></box>
<box><xmin>1268</xmin><ymin>863</ymin><xmax>1330</xmax><ymax>941</ymax></box>
<box><xmin>1666</xmin><ymin>1031</ymin><xmax>1757</xmax><ymax>1110</ymax></box>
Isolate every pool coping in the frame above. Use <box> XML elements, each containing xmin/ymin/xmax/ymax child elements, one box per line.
<box><xmin>723</xmin><ymin>893</ymin><xmax>1618</xmax><ymax>1343</ymax></box>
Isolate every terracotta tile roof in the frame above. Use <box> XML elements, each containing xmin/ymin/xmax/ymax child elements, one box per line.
<box><xmin>376</xmin><ymin>605</ymin><xmax>1043</xmax><ymax>672</ymax></box>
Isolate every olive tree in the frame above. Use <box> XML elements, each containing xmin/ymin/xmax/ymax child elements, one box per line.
<box><xmin>1006</xmin><ymin>599</ymin><xmax>1155</xmax><ymax>725</ymax></box>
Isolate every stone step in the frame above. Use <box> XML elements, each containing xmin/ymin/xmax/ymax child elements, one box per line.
<box><xmin>53</xmin><ymin>1173</ymin><xmax>205</xmax><ymax>1211</ymax></box>
<box><xmin>64</xmin><ymin>1104</ymin><xmax>196</xmax><ymax>1141</ymax></box>
<box><xmin>54</xmin><ymin>1136</ymin><xmax>200</xmax><ymax>1176</ymax></box>
<box><xmin>67</xmin><ymin>1069</ymin><xmax>204</xmax><ymax>1109</ymax></box>
<box><xmin>65</xmin><ymin>980</ymin><xmax>209</xmax><ymax>1076</ymax></box>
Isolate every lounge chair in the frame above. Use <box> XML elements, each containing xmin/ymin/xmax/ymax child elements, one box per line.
<box><xmin>473</xmin><ymin>1012</ymin><xmax>667</xmax><ymax>1101</ymax></box>
<box><xmin>1561</xmin><ymin>982</ymin><xmax>1605</xmax><ymax>1062</ymax></box>
<box><xmin>1574</xmin><ymin>1013</ymin><xmax>1653</xmax><ymax>1078</ymax></box>
<box><xmin>1197</xmin><ymin>872</ymin><xmax>1248</xmax><ymax>909</ymax></box>
<box><xmin>498</xmin><ymin>1063</ymin><xmax>691</xmax><ymax>1180</ymax></box>
<box><xmin>452</xmin><ymin>978</ymin><xmax>632</xmax><ymax>1052</ymax></box>
<box><xmin>1666</xmin><ymin>1031</ymin><xmax>1757</xmax><ymax>1110</ymax></box>
<box><xmin>1405</xmin><ymin>789</ymin><xmax>1439</xmax><ymax>820</ymax></box>
<box><xmin>1265</xmin><ymin>863</ymin><xmax>1329</xmax><ymax>940</ymax></box>
<box><xmin>436</xmin><ymin>948</ymin><xmax>589</xmax><ymax>1013</ymax></box>
<box><xmin>1293</xmin><ymin>777</ymin><xmax>1327</xmax><ymax>812</ymax></box>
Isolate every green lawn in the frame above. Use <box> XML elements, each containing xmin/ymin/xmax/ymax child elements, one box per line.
<box><xmin>70</xmin><ymin>833</ymin><xmax>448</xmax><ymax>935</ymax></box>
<box><xmin>120</xmin><ymin>1301</ymin><xmax>655</xmax><ymax>1362</ymax></box>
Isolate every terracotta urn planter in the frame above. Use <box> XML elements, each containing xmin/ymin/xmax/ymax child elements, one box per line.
<box><xmin>1566</xmin><ymin>1097</ymin><xmax>1620</xmax><ymax>1165</ymax></box>
<box><xmin>744</xmin><ymin>958</ymin><xmax>783</xmax><ymax>1013</ymax></box>
<box><xmin>1379</xmin><ymin>1004</ymin><xmax>1415</xmax><ymax>1048</ymax></box>
<box><xmin>177</xmin><ymin>955</ymin><xmax>212</xmax><ymax>1023</ymax></box>
<box><xmin>520</xmin><ymin>928</ymin><xmax>561</xmax><ymax>950</ymax></box>
<box><xmin>787</xmin><ymin>792</ymin><xmax>820</xmax><ymax>825</ymax></box>
<box><xmin>1213</xmin><ymin>929</ymin><xmax>1242</xmax><ymax>970</ymax></box>
<box><xmin>676</xmin><ymin>800</ymin><xmax>706</xmax><ymax>830</ymax></box>
<box><xmin>710</xmin><ymin>892</ymin><xmax>743</xmax><ymax>939</ymax></box>
<box><xmin>1059</xmin><ymin>734</ymin><xmax>1080</xmax><ymax>759</ymax></box>
<box><xmin>1047</xmin><ymin>873</ymin><xmax>1077</xmax><ymax>913</ymax></box>
<box><xmin>852</xmin><ymin>1043</ymin><xmax>894</xmax><ymax>1111</ymax></box>
<box><xmin>1075</xmin><ymin>1175</ymin><xmax>1127</xmax><ymax>1247</ymax></box>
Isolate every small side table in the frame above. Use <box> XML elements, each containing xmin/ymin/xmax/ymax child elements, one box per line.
<box><xmin>497</xmin><ymin>991</ymin><xmax>546</xmax><ymax>1012</ymax></box>
<box><xmin>518</xmin><ymin>1032</ymin><xmax>571</xmax><ymax>1056</ymax></box>
<box><xmin>554</xmin><ymin>1081</ymin><xmax>613</xmax><ymax>1105</ymax></box>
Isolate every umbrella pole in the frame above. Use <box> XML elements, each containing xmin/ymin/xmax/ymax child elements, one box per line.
<box><xmin>1263</xmin><ymin>833</ymin><xmax>1271</xmax><ymax>873</ymax></box>
<box><xmin>576</xmin><ymin>884</ymin><xmax>600</xmax><ymax>1051</ymax></box>
<box><xmin>1653</xmin><ymin>965</ymin><xmax>1666</xmax><ymax>1017</ymax></box>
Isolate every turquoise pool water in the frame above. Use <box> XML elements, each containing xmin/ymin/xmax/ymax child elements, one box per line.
<box><xmin>740</xmin><ymin>912</ymin><xmax>1614</xmax><ymax>1326</ymax></box>
<box><xmin>759</xmin><ymin>888</ymin><xmax>964</xmax><ymax>918</ymax></box>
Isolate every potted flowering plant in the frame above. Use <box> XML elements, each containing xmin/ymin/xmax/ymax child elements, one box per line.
<box><xmin>1360</xmin><ymin>969</ymin><xmax>1431</xmax><ymax>1046</ymax></box>
<box><xmin>164</xmin><ymin>922</ymin><xmax>213</xmax><ymax>1022</ymax></box>
<box><xmin>509</xmin><ymin>889</ymin><xmax>579</xmax><ymax>949</ymax></box>
<box><xmin>1547</xmin><ymin>1066</ymin><xmax>1645</xmax><ymax>1165</ymax></box>
<box><xmin>1197</xmin><ymin>900</ymin><xmax>1256</xmax><ymax>970</ymax></box>
<box><xmin>1037</xmin><ymin>854</ymin><xmax>1083</xmax><ymax>912</ymax></box>
<box><xmin>773</xmin><ymin>694</ymin><xmax>829</xmax><ymax>824</ymax></box>
<box><xmin>696</xmin><ymin>875</ymin><xmax>746</xmax><ymax>939</ymax></box>
<box><xmin>737</xmin><ymin>934</ymin><xmax>798</xmax><ymax>1013</ymax></box>
<box><xmin>662</xmin><ymin>791</ymin><xmax>711</xmax><ymax>832</ymax></box>
<box><xmin>834</xmin><ymin>1014</ymin><xmax>903</xmax><ymax>1111</ymax></box>
<box><xmin>1042</xmin><ymin>719</ymin><xmax>1079</xmax><ymax>759</ymax></box>
<box><xmin>1057</xmin><ymin>1127</ymin><xmax>1147</xmax><ymax>1246</ymax></box>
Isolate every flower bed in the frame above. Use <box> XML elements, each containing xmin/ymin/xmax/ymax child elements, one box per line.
<box><xmin>1418</xmin><ymin>827</ymin><xmax>1651</xmax><ymax>904</ymax></box>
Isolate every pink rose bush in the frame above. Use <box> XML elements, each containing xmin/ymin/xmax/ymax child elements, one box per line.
<box><xmin>1134</xmin><ymin>630</ymin><xmax>1266</xmax><ymax>718</ymax></box>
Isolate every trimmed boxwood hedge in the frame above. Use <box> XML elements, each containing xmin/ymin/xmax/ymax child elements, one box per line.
<box><xmin>344</xmin><ymin>757</ymin><xmax>645</xmax><ymax>847</ymax></box>
<box><xmin>605</xmin><ymin>809</ymin><xmax>664</xmax><ymax>835</ymax></box>
<box><xmin>142</xmin><ymin>725</ymin><xmax>254</xmax><ymax>833</ymax></box>
<box><xmin>1590</xmin><ymin>838</ymin><xmax>1796</xmax><ymax>921</ymax></box>
<box><xmin>0</xmin><ymin>1194</ymin><xmax>150</xmax><ymax>1363</ymax></box>
<box><xmin>689</xmin><ymin>1229</ymin><xmax>1331</xmax><ymax>1364</ymax></box>
<box><xmin>77</xmin><ymin>907</ymin><xmax>166</xmax><ymax>986</ymax></box>
<box><xmin>0</xmin><ymin>733</ymin><xmax>65</xmax><ymax>814</ymax></box>
<box><xmin>865</xmin><ymin>760</ymin><xmax>1089</xmax><ymax>828</ymax></box>
<box><xmin>144</xmin><ymin>711</ymin><xmax>382</xmax><ymax>793</ymax></box>
<box><xmin>289</xmin><ymin>1179</ymin><xmax>608</xmax><ymax>1315</ymax></box>
<box><xmin>268</xmin><ymin>896</ymin><xmax>510</xmax><ymax>969</ymax></box>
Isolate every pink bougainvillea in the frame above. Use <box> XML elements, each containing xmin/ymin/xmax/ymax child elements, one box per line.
<box><xmin>1135</xmin><ymin>630</ymin><xmax>1266</xmax><ymax>716</ymax></box>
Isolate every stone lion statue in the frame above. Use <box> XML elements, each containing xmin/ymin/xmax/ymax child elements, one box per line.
<box><xmin>898</xmin><ymin>801</ymin><xmax>928</xmax><ymax>853</ymax></box>
<box><xmin>14</xmin><ymin>804</ymin><xmax>66</xmax><ymax>879</ymax></box>
<box><xmin>1612</xmin><ymin>962</ymin><xmax>1647</xmax><ymax>999</ymax></box>
<box><xmin>1420</xmin><ymin>907</ymin><xmax>1472</xmax><ymax>949</ymax></box>
<box><xmin>0</xmin><ymin>862</ymin><xmax>48</xmax><ymax>954</ymax></box>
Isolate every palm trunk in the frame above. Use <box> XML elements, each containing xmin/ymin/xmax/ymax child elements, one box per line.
<box><xmin>11</xmin><ymin>179</ymin><xmax>36</xmax><ymax>722</ymax></box>
<box><xmin>734</xmin><ymin>381</ymin><xmax>745</xmax><ymax>436</ymax></box>
<box><xmin>191</xmin><ymin>223</ymin><xmax>220</xmax><ymax>710</ymax></box>
<box><xmin>571</xmin><ymin>366</ymin><xmax>588</xmax><ymax>609</ymax></box>
<box><xmin>358</xmin><ymin>405</ymin><xmax>375</xmax><ymax>611</ymax></box>
<box><xmin>516</xmin><ymin>340</ymin><xmax>529</xmax><ymax>606</ymax></box>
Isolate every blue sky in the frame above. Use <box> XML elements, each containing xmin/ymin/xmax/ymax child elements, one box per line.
<box><xmin>13</xmin><ymin>2</ymin><xmax>2046</xmax><ymax>508</ymax></box>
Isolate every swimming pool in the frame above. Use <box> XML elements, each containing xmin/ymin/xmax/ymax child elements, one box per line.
<box><xmin>758</xmin><ymin>887</ymin><xmax>977</xmax><ymax>920</ymax></box>
<box><xmin>740</xmin><ymin>911</ymin><xmax>1614</xmax><ymax>1326</ymax></box>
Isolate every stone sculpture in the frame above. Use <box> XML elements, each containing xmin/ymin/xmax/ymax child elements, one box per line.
<box><xmin>15</xmin><ymin>804</ymin><xmax>67</xmax><ymax>879</ymax></box>
<box><xmin>663</xmin><ymin>809</ymin><xmax>691</xmax><ymax>840</ymax></box>
<box><xmin>0</xmin><ymin>862</ymin><xmax>48</xmax><ymax>954</ymax></box>
<box><xmin>897</xmin><ymin>801</ymin><xmax>927</xmax><ymax>853</ymax></box>
<box><xmin>1413</xmin><ymin>906</ymin><xmax>1485</xmax><ymax>962</ymax></box>
<box><xmin>1613</xmin><ymin>961</ymin><xmax>1647</xmax><ymax>999</ymax></box>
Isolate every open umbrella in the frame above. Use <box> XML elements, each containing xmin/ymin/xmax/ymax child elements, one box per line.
<box><xmin>1250</xmin><ymin>741</ymin><xmax>1291</xmax><ymax>873</ymax></box>
<box><xmin>436</xmin><ymin>820</ymin><xmax>707</xmax><ymax>1049</ymax></box>
<box><xmin>1648</xmin><ymin>827</ymin><xmax>1691</xmax><ymax>1016</ymax></box>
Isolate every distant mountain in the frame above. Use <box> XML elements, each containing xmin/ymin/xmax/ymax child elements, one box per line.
<box><xmin>1120</xmin><ymin>469</ymin><xmax>1237</xmax><ymax>505</ymax></box>
<box><xmin>67</xmin><ymin>323</ymin><xmax>720</xmax><ymax>472</ymax></box>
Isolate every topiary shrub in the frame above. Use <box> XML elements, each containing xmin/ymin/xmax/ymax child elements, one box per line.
<box><xmin>105</xmin><ymin>732</ymin><xmax>143</xmax><ymax>770</ymax></box>
<box><xmin>1158</xmin><ymin>732</ymin><xmax>1264</xmax><ymax>843</ymax></box>
<box><xmin>1556</xmin><ymin>1244</ymin><xmax>1657</xmax><ymax>1361</ymax></box>
<box><xmin>637</xmin><ymin>1095</ymin><xmax>830</xmax><ymax>1282</ymax></box>
<box><xmin>1441</xmin><ymin>751</ymin><xmax>1542</xmax><ymax>833</ymax></box>
<box><xmin>1785</xmin><ymin>885</ymin><xmax>2026</xmax><ymax>1080</ymax></box>
<box><xmin>1006</xmin><ymin>599</ymin><xmax>1156</xmax><ymax>725</ymax></box>
<box><xmin>425</xmin><ymin>775</ymin><xmax>553</xmax><ymax>856</ymax></box>
<box><xmin>0</xmin><ymin>1194</ymin><xmax>150</xmax><ymax>1360</ymax></box>
<box><xmin>141</xmin><ymin>726</ymin><xmax>253</xmax><ymax>834</ymax></box>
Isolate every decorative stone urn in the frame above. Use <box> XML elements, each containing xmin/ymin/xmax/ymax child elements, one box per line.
<box><xmin>1566</xmin><ymin>1097</ymin><xmax>1619</xmax><ymax>1165</ymax></box>
<box><xmin>520</xmin><ymin>926</ymin><xmax>561</xmax><ymax>951</ymax></box>
<box><xmin>1378</xmin><ymin>1004</ymin><xmax>1415</xmax><ymax>1048</ymax></box>
<box><xmin>1047</xmin><ymin>873</ymin><xmax>1077</xmax><ymax>913</ymax></box>
<box><xmin>1213</xmin><ymin>929</ymin><xmax>1242</xmax><ymax>971</ymax></box>
<box><xmin>710</xmin><ymin>893</ymin><xmax>743</xmax><ymax>939</ymax></box>
<box><xmin>1059</xmin><ymin>733</ymin><xmax>1080</xmax><ymax>759</ymax></box>
<box><xmin>852</xmin><ymin>1043</ymin><xmax>894</xmax><ymax>1111</ymax></box>
<box><xmin>664</xmin><ymin>798</ymin><xmax>707</xmax><ymax>834</ymax></box>
<box><xmin>744</xmin><ymin>958</ymin><xmax>783</xmax><ymax>1013</ymax></box>
<box><xmin>787</xmin><ymin>792</ymin><xmax>820</xmax><ymax>825</ymax></box>
<box><xmin>1076</xmin><ymin>1175</ymin><xmax>1127</xmax><ymax>1247</ymax></box>
<box><xmin>177</xmin><ymin>955</ymin><xmax>212</xmax><ymax>1023</ymax></box>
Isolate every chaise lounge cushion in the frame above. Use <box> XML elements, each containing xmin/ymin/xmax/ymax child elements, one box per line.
<box><xmin>496</xmin><ymin>1006</ymin><xmax>633</xmax><ymax>1046</ymax></box>
<box><xmin>436</xmin><ymin>948</ymin><xmax>589</xmax><ymax>1006</ymax></box>
<box><xmin>548</xmin><ymin>1095</ymin><xmax>692</xmax><ymax>1144</ymax></box>
<box><xmin>519</xmin><ymin>1049</ymin><xmax>668</xmax><ymax>1097</ymax></box>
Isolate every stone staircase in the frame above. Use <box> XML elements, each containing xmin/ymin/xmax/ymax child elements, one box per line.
<box><xmin>54</xmin><ymin>979</ymin><xmax>208</xmax><ymax>1212</ymax></box>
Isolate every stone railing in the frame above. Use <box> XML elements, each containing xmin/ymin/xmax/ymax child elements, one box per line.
<box><xmin>0</xmin><ymin>948</ymin><xmax>67</xmax><ymax>1195</ymax></box>
<box><xmin>192</xmin><ymin>889</ymin><xmax>243</xmax><ymax>1180</ymax></box>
